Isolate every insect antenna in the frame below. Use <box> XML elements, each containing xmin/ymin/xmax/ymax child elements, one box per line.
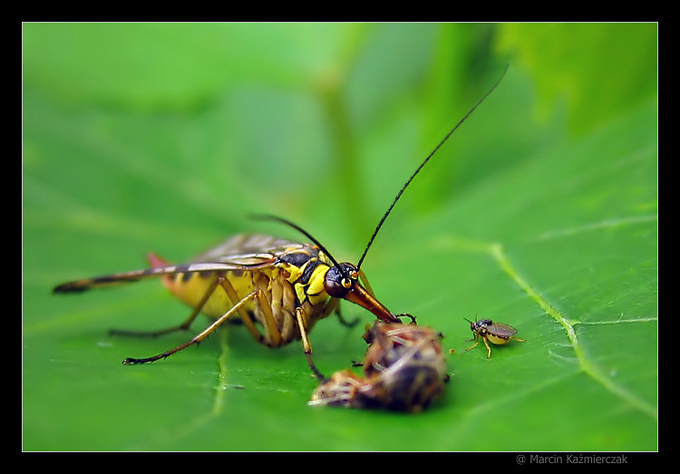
<box><xmin>251</xmin><ymin>214</ymin><xmax>344</xmax><ymax>271</ymax></box>
<box><xmin>356</xmin><ymin>65</ymin><xmax>508</xmax><ymax>271</ymax></box>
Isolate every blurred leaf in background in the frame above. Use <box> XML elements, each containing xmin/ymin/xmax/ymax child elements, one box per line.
<box><xmin>23</xmin><ymin>23</ymin><xmax>656</xmax><ymax>451</ymax></box>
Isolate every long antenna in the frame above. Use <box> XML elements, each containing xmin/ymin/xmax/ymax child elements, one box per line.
<box><xmin>356</xmin><ymin>65</ymin><xmax>508</xmax><ymax>270</ymax></box>
<box><xmin>251</xmin><ymin>214</ymin><xmax>343</xmax><ymax>270</ymax></box>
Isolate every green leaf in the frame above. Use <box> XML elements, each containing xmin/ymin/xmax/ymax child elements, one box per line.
<box><xmin>496</xmin><ymin>23</ymin><xmax>657</xmax><ymax>134</ymax></box>
<box><xmin>23</xmin><ymin>23</ymin><xmax>656</xmax><ymax>451</ymax></box>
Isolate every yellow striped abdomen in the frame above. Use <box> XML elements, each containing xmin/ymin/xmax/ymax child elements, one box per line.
<box><xmin>161</xmin><ymin>270</ymin><xmax>256</xmax><ymax>319</ymax></box>
<box><xmin>159</xmin><ymin>265</ymin><xmax>332</xmax><ymax>347</ymax></box>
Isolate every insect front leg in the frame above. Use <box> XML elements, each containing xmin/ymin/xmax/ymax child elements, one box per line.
<box><xmin>323</xmin><ymin>297</ymin><xmax>359</xmax><ymax>328</ymax></box>
<box><xmin>356</xmin><ymin>269</ymin><xmax>416</xmax><ymax>324</ymax></box>
<box><xmin>356</xmin><ymin>269</ymin><xmax>375</xmax><ymax>297</ymax></box>
<box><xmin>335</xmin><ymin>306</ymin><xmax>359</xmax><ymax>328</ymax></box>
<box><xmin>463</xmin><ymin>335</ymin><xmax>481</xmax><ymax>354</ymax></box>
<box><xmin>481</xmin><ymin>336</ymin><xmax>493</xmax><ymax>359</ymax></box>
<box><xmin>294</xmin><ymin>306</ymin><xmax>326</xmax><ymax>381</ymax></box>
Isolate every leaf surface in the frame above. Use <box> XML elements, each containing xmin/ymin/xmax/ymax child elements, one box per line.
<box><xmin>23</xmin><ymin>23</ymin><xmax>657</xmax><ymax>451</ymax></box>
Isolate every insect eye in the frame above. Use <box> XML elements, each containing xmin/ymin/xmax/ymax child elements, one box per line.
<box><xmin>324</xmin><ymin>263</ymin><xmax>359</xmax><ymax>297</ymax></box>
<box><xmin>325</xmin><ymin>281</ymin><xmax>343</xmax><ymax>297</ymax></box>
<box><xmin>325</xmin><ymin>266</ymin><xmax>350</xmax><ymax>297</ymax></box>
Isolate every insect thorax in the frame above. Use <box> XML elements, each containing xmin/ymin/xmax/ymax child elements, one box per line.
<box><xmin>275</xmin><ymin>245</ymin><xmax>334</xmax><ymax>307</ymax></box>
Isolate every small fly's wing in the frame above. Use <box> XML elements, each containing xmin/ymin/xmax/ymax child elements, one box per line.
<box><xmin>486</xmin><ymin>322</ymin><xmax>518</xmax><ymax>337</ymax></box>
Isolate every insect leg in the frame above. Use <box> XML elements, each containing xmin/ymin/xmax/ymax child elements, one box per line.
<box><xmin>324</xmin><ymin>298</ymin><xmax>359</xmax><ymax>328</ymax></box>
<box><xmin>295</xmin><ymin>306</ymin><xmax>326</xmax><ymax>380</ymax></box>
<box><xmin>216</xmin><ymin>276</ymin><xmax>270</xmax><ymax>346</ymax></box>
<box><xmin>356</xmin><ymin>269</ymin><xmax>375</xmax><ymax>297</ymax></box>
<box><xmin>220</xmin><ymin>274</ymin><xmax>286</xmax><ymax>349</ymax></box>
<box><xmin>254</xmin><ymin>289</ymin><xmax>284</xmax><ymax>347</ymax></box>
<box><xmin>110</xmin><ymin>276</ymin><xmax>222</xmax><ymax>338</ymax></box>
<box><xmin>463</xmin><ymin>335</ymin><xmax>480</xmax><ymax>353</ymax></box>
<box><xmin>355</xmin><ymin>270</ymin><xmax>415</xmax><ymax>324</ymax></box>
<box><xmin>482</xmin><ymin>336</ymin><xmax>493</xmax><ymax>359</ymax></box>
<box><xmin>122</xmin><ymin>289</ymin><xmax>259</xmax><ymax>365</ymax></box>
<box><xmin>395</xmin><ymin>313</ymin><xmax>417</xmax><ymax>324</ymax></box>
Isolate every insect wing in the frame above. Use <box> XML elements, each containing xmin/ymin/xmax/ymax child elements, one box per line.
<box><xmin>52</xmin><ymin>261</ymin><xmax>258</xmax><ymax>293</ymax></box>
<box><xmin>190</xmin><ymin>234</ymin><xmax>304</xmax><ymax>263</ymax></box>
<box><xmin>53</xmin><ymin>234</ymin><xmax>297</xmax><ymax>294</ymax></box>
<box><xmin>486</xmin><ymin>322</ymin><xmax>518</xmax><ymax>337</ymax></box>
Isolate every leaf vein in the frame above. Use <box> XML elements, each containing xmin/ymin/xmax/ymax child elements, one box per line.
<box><xmin>490</xmin><ymin>243</ymin><xmax>657</xmax><ymax>420</ymax></box>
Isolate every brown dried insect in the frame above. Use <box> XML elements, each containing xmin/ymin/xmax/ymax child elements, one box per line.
<box><xmin>309</xmin><ymin>322</ymin><xmax>448</xmax><ymax>412</ymax></box>
<box><xmin>307</xmin><ymin>370</ymin><xmax>367</xmax><ymax>408</ymax></box>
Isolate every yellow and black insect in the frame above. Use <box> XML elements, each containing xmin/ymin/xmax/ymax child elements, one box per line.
<box><xmin>53</xmin><ymin>67</ymin><xmax>507</xmax><ymax>379</ymax></box>
<box><xmin>54</xmin><ymin>232</ymin><xmax>399</xmax><ymax>379</ymax></box>
<box><xmin>463</xmin><ymin>318</ymin><xmax>526</xmax><ymax>359</ymax></box>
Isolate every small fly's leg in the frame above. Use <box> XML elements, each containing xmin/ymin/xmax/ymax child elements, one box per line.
<box><xmin>463</xmin><ymin>335</ymin><xmax>480</xmax><ymax>354</ymax></box>
<box><xmin>464</xmin><ymin>334</ymin><xmax>494</xmax><ymax>358</ymax></box>
<box><xmin>122</xmin><ymin>287</ymin><xmax>259</xmax><ymax>365</ymax></box>
<box><xmin>481</xmin><ymin>336</ymin><xmax>492</xmax><ymax>359</ymax></box>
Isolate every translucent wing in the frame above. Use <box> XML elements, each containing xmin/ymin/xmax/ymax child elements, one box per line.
<box><xmin>190</xmin><ymin>234</ymin><xmax>306</xmax><ymax>263</ymax></box>
<box><xmin>52</xmin><ymin>261</ymin><xmax>268</xmax><ymax>293</ymax></box>
<box><xmin>486</xmin><ymin>322</ymin><xmax>518</xmax><ymax>337</ymax></box>
<box><xmin>53</xmin><ymin>234</ymin><xmax>303</xmax><ymax>293</ymax></box>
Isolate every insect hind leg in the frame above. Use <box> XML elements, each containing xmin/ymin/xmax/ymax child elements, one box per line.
<box><xmin>122</xmin><ymin>286</ymin><xmax>259</xmax><ymax>365</ymax></box>
<box><xmin>109</xmin><ymin>276</ymin><xmax>222</xmax><ymax>339</ymax></box>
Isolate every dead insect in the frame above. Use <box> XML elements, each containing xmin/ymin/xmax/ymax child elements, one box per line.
<box><xmin>361</xmin><ymin>322</ymin><xmax>449</xmax><ymax>411</ymax></box>
<box><xmin>53</xmin><ymin>67</ymin><xmax>507</xmax><ymax>379</ymax></box>
<box><xmin>463</xmin><ymin>318</ymin><xmax>526</xmax><ymax>359</ymax></box>
<box><xmin>307</xmin><ymin>370</ymin><xmax>368</xmax><ymax>408</ymax></box>
<box><xmin>309</xmin><ymin>322</ymin><xmax>448</xmax><ymax>412</ymax></box>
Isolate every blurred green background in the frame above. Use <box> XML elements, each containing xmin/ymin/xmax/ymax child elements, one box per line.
<box><xmin>23</xmin><ymin>23</ymin><xmax>657</xmax><ymax>451</ymax></box>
